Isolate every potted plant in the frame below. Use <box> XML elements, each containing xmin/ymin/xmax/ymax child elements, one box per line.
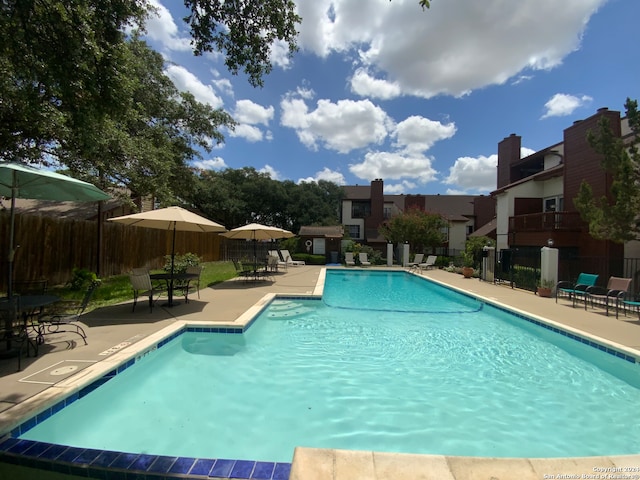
<box><xmin>537</xmin><ymin>278</ymin><xmax>555</xmax><ymax>297</ymax></box>
<box><xmin>461</xmin><ymin>252</ymin><xmax>475</xmax><ymax>278</ymax></box>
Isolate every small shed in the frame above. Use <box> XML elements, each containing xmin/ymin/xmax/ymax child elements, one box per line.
<box><xmin>298</xmin><ymin>225</ymin><xmax>343</xmax><ymax>263</ymax></box>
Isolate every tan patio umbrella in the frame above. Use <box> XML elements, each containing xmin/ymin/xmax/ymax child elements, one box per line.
<box><xmin>221</xmin><ymin>223</ymin><xmax>295</xmax><ymax>268</ymax></box>
<box><xmin>108</xmin><ymin>206</ymin><xmax>226</xmax><ymax>306</ymax></box>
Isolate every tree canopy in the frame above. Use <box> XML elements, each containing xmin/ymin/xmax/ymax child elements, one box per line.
<box><xmin>184</xmin><ymin>167</ymin><xmax>343</xmax><ymax>233</ymax></box>
<box><xmin>378</xmin><ymin>207</ymin><xmax>447</xmax><ymax>252</ymax></box>
<box><xmin>574</xmin><ymin>98</ymin><xmax>640</xmax><ymax>243</ymax></box>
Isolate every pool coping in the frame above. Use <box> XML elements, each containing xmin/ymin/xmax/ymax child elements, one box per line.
<box><xmin>2</xmin><ymin>268</ymin><xmax>640</xmax><ymax>479</ymax></box>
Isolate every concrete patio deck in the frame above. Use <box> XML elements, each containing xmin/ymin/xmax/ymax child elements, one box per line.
<box><xmin>1</xmin><ymin>265</ymin><xmax>640</xmax><ymax>479</ymax></box>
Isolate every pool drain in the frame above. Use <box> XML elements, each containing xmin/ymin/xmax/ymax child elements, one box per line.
<box><xmin>50</xmin><ymin>365</ymin><xmax>79</xmax><ymax>376</ymax></box>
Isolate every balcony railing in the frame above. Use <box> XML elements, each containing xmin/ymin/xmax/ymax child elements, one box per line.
<box><xmin>509</xmin><ymin>211</ymin><xmax>586</xmax><ymax>232</ymax></box>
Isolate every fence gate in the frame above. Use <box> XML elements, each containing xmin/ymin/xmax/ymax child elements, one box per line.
<box><xmin>493</xmin><ymin>248</ymin><xmax>541</xmax><ymax>292</ymax></box>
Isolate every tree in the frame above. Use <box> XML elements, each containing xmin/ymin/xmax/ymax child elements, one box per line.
<box><xmin>378</xmin><ymin>207</ymin><xmax>447</xmax><ymax>252</ymax></box>
<box><xmin>185</xmin><ymin>168</ymin><xmax>342</xmax><ymax>232</ymax></box>
<box><xmin>57</xmin><ymin>36</ymin><xmax>235</xmax><ymax>204</ymax></box>
<box><xmin>574</xmin><ymin>98</ymin><xmax>640</xmax><ymax>243</ymax></box>
<box><xmin>184</xmin><ymin>0</ymin><xmax>300</xmax><ymax>88</ymax></box>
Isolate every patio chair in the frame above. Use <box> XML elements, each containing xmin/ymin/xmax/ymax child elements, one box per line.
<box><xmin>176</xmin><ymin>265</ymin><xmax>204</xmax><ymax>301</ymax></box>
<box><xmin>555</xmin><ymin>273</ymin><xmax>599</xmax><ymax>308</ymax></box>
<box><xmin>358</xmin><ymin>252</ymin><xmax>371</xmax><ymax>267</ymax></box>
<box><xmin>36</xmin><ymin>281</ymin><xmax>99</xmax><ymax>345</ymax></box>
<box><xmin>232</xmin><ymin>259</ymin><xmax>254</xmax><ymax>281</ymax></box>
<box><xmin>622</xmin><ymin>297</ymin><xmax>640</xmax><ymax>320</ymax></box>
<box><xmin>129</xmin><ymin>272</ymin><xmax>166</xmax><ymax>312</ymax></box>
<box><xmin>586</xmin><ymin>276</ymin><xmax>632</xmax><ymax>317</ymax></box>
<box><xmin>419</xmin><ymin>255</ymin><xmax>438</xmax><ymax>271</ymax></box>
<box><xmin>281</xmin><ymin>249</ymin><xmax>305</xmax><ymax>266</ymax></box>
<box><xmin>0</xmin><ymin>296</ymin><xmax>31</xmax><ymax>371</ymax></box>
<box><xmin>345</xmin><ymin>252</ymin><xmax>355</xmax><ymax>267</ymax></box>
<box><xmin>407</xmin><ymin>253</ymin><xmax>424</xmax><ymax>270</ymax></box>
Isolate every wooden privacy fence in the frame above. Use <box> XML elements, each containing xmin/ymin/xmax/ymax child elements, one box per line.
<box><xmin>0</xmin><ymin>212</ymin><xmax>222</xmax><ymax>290</ymax></box>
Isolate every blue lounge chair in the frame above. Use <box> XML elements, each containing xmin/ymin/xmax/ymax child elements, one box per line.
<box><xmin>555</xmin><ymin>273</ymin><xmax>599</xmax><ymax>308</ymax></box>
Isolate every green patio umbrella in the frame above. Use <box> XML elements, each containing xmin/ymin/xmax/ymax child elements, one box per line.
<box><xmin>0</xmin><ymin>161</ymin><xmax>111</xmax><ymax>298</ymax></box>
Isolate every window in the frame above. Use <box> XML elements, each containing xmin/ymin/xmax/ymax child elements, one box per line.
<box><xmin>347</xmin><ymin>225</ymin><xmax>361</xmax><ymax>239</ymax></box>
<box><xmin>441</xmin><ymin>225</ymin><xmax>449</xmax><ymax>242</ymax></box>
<box><xmin>544</xmin><ymin>196</ymin><xmax>564</xmax><ymax>212</ymax></box>
<box><xmin>351</xmin><ymin>201</ymin><xmax>371</xmax><ymax>218</ymax></box>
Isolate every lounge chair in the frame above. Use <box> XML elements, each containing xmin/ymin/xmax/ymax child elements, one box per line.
<box><xmin>345</xmin><ymin>252</ymin><xmax>355</xmax><ymax>266</ymax></box>
<box><xmin>358</xmin><ymin>252</ymin><xmax>371</xmax><ymax>267</ymax></box>
<box><xmin>586</xmin><ymin>276</ymin><xmax>632</xmax><ymax>317</ymax></box>
<box><xmin>419</xmin><ymin>255</ymin><xmax>438</xmax><ymax>271</ymax></box>
<box><xmin>407</xmin><ymin>253</ymin><xmax>424</xmax><ymax>270</ymax></box>
<box><xmin>36</xmin><ymin>281</ymin><xmax>99</xmax><ymax>345</ymax></box>
<box><xmin>281</xmin><ymin>249</ymin><xmax>305</xmax><ymax>266</ymax></box>
<box><xmin>555</xmin><ymin>273</ymin><xmax>599</xmax><ymax>308</ymax></box>
<box><xmin>268</xmin><ymin>251</ymin><xmax>287</xmax><ymax>271</ymax></box>
<box><xmin>129</xmin><ymin>272</ymin><xmax>166</xmax><ymax>312</ymax></box>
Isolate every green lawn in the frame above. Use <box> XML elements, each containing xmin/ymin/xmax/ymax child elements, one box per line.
<box><xmin>48</xmin><ymin>261</ymin><xmax>237</xmax><ymax>310</ymax></box>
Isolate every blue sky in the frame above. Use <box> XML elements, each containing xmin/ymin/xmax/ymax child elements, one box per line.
<box><xmin>141</xmin><ymin>0</ymin><xmax>639</xmax><ymax>195</ymax></box>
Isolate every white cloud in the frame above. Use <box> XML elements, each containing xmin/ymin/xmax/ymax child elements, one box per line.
<box><xmin>145</xmin><ymin>0</ymin><xmax>192</xmax><ymax>51</ymax></box>
<box><xmin>234</xmin><ymin>100</ymin><xmax>274</xmax><ymax>126</ymax></box>
<box><xmin>350</xmin><ymin>68</ymin><xmax>401</xmax><ymax>100</ymax></box>
<box><xmin>192</xmin><ymin>157</ymin><xmax>228</xmax><ymax>171</ymax></box>
<box><xmin>280</xmin><ymin>96</ymin><xmax>391</xmax><ymax>153</ymax></box>
<box><xmin>298</xmin><ymin>167</ymin><xmax>347</xmax><ymax>185</ymax></box>
<box><xmin>296</xmin><ymin>0</ymin><xmax>606</xmax><ymax>98</ymax></box>
<box><xmin>384</xmin><ymin>180</ymin><xmax>418</xmax><ymax>194</ymax></box>
<box><xmin>259</xmin><ymin>164</ymin><xmax>281</xmax><ymax>180</ymax></box>
<box><xmin>541</xmin><ymin>93</ymin><xmax>593</xmax><ymax>118</ymax></box>
<box><xmin>270</xmin><ymin>39</ymin><xmax>293</xmax><ymax>69</ymax></box>
<box><xmin>228</xmin><ymin>124</ymin><xmax>264</xmax><ymax>142</ymax></box>
<box><xmin>444</xmin><ymin>154</ymin><xmax>497</xmax><ymax>193</ymax></box>
<box><xmin>164</xmin><ymin>64</ymin><xmax>224</xmax><ymax>108</ymax></box>
<box><xmin>393</xmin><ymin>116</ymin><xmax>457</xmax><ymax>154</ymax></box>
<box><xmin>349</xmin><ymin>151</ymin><xmax>437</xmax><ymax>183</ymax></box>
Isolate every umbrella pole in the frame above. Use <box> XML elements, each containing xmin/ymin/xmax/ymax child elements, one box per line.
<box><xmin>169</xmin><ymin>223</ymin><xmax>177</xmax><ymax>307</ymax></box>
<box><xmin>7</xmin><ymin>187</ymin><xmax>16</xmax><ymax>299</ymax></box>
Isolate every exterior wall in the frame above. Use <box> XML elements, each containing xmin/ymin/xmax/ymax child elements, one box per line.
<box><xmin>495</xmin><ymin>192</ymin><xmax>510</xmax><ymax>251</ymax></box>
<box><xmin>449</xmin><ymin>222</ymin><xmax>469</xmax><ymax>251</ymax></box>
<box><xmin>341</xmin><ymin>200</ymin><xmax>365</xmax><ymax>240</ymax></box>
<box><xmin>563</xmin><ymin>108</ymin><xmax>620</xmax><ymax>213</ymax></box>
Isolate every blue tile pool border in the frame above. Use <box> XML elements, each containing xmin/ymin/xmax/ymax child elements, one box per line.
<box><xmin>1</xmin><ymin>284</ymin><xmax>638</xmax><ymax>478</ymax></box>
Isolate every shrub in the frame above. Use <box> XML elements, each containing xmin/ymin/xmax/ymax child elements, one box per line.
<box><xmin>68</xmin><ymin>267</ymin><xmax>101</xmax><ymax>291</ymax></box>
<box><xmin>163</xmin><ymin>253</ymin><xmax>201</xmax><ymax>274</ymax></box>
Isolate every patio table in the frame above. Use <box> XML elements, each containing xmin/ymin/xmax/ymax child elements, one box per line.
<box><xmin>0</xmin><ymin>294</ymin><xmax>60</xmax><ymax>357</ymax></box>
<box><xmin>150</xmin><ymin>272</ymin><xmax>198</xmax><ymax>307</ymax></box>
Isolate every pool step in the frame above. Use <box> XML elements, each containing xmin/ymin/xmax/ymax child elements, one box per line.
<box><xmin>267</xmin><ymin>301</ymin><xmax>314</xmax><ymax>319</ymax></box>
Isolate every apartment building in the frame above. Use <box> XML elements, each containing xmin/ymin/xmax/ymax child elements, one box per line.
<box><xmin>340</xmin><ymin>178</ymin><xmax>494</xmax><ymax>253</ymax></box>
<box><xmin>492</xmin><ymin>106</ymin><xmax>637</xmax><ymax>280</ymax></box>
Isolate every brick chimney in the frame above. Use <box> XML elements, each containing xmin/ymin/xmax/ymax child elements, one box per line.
<box><xmin>497</xmin><ymin>133</ymin><xmax>521</xmax><ymax>188</ymax></box>
<box><xmin>366</xmin><ymin>178</ymin><xmax>384</xmax><ymax>232</ymax></box>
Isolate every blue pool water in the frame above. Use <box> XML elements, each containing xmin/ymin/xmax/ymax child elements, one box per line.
<box><xmin>18</xmin><ymin>270</ymin><xmax>640</xmax><ymax>462</ymax></box>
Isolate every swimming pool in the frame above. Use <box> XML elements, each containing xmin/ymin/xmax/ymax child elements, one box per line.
<box><xmin>10</xmin><ymin>270</ymin><xmax>640</xmax><ymax>466</ymax></box>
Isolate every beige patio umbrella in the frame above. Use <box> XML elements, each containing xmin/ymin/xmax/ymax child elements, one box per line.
<box><xmin>108</xmin><ymin>206</ymin><xmax>226</xmax><ymax>306</ymax></box>
<box><xmin>221</xmin><ymin>223</ymin><xmax>295</xmax><ymax>268</ymax></box>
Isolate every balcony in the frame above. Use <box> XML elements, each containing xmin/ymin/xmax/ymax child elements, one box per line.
<box><xmin>509</xmin><ymin>211</ymin><xmax>585</xmax><ymax>231</ymax></box>
<box><xmin>509</xmin><ymin>211</ymin><xmax>586</xmax><ymax>247</ymax></box>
